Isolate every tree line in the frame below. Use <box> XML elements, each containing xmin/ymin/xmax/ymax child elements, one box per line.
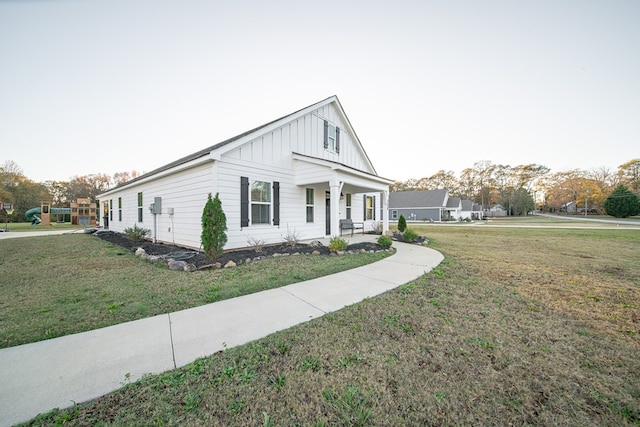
<box><xmin>0</xmin><ymin>160</ymin><xmax>140</xmax><ymax>223</ymax></box>
<box><xmin>391</xmin><ymin>159</ymin><xmax>640</xmax><ymax>215</ymax></box>
<box><xmin>1</xmin><ymin>158</ymin><xmax>639</xmax><ymax>223</ymax></box>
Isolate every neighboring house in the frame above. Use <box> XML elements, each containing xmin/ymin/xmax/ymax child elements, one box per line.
<box><xmin>486</xmin><ymin>204</ymin><xmax>507</xmax><ymax>217</ymax></box>
<box><xmin>445</xmin><ymin>197</ymin><xmax>462</xmax><ymax>221</ymax></box>
<box><xmin>388</xmin><ymin>189</ymin><xmax>449</xmax><ymax>222</ymax></box>
<box><xmin>460</xmin><ymin>199</ymin><xmax>484</xmax><ymax>220</ymax></box>
<box><xmin>97</xmin><ymin>96</ymin><xmax>392</xmax><ymax>250</ymax></box>
<box><xmin>562</xmin><ymin>201</ymin><xmax>577</xmax><ymax>213</ymax></box>
<box><xmin>472</xmin><ymin>203</ymin><xmax>484</xmax><ymax>220</ymax></box>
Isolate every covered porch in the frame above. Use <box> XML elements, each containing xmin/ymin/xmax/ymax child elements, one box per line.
<box><xmin>292</xmin><ymin>153</ymin><xmax>392</xmax><ymax>237</ymax></box>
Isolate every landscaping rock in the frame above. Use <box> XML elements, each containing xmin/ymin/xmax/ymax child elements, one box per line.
<box><xmin>168</xmin><ymin>260</ymin><xmax>187</xmax><ymax>270</ymax></box>
<box><xmin>183</xmin><ymin>263</ymin><xmax>197</xmax><ymax>272</ymax></box>
<box><xmin>224</xmin><ymin>260</ymin><xmax>237</xmax><ymax>268</ymax></box>
<box><xmin>135</xmin><ymin>247</ymin><xmax>146</xmax><ymax>257</ymax></box>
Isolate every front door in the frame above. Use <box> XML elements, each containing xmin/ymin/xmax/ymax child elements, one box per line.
<box><xmin>325</xmin><ymin>194</ymin><xmax>331</xmax><ymax>235</ymax></box>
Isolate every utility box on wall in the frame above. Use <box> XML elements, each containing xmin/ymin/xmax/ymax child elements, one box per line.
<box><xmin>151</xmin><ymin>197</ymin><xmax>162</xmax><ymax>214</ymax></box>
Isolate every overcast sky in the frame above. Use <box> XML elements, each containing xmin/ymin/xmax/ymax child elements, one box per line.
<box><xmin>1</xmin><ymin>0</ymin><xmax>638</xmax><ymax>183</ymax></box>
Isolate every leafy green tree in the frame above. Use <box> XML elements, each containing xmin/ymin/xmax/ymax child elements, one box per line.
<box><xmin>201</xmin><ymin>193</ymin><xmax>227</xmax><ymax>259</ymax></box>
<box><xmin>604</xmin><ymin>185</ymin><xmax>640</xmax><ymax>218</ymax></box>
<box><xmin>398</xmin><ymin>214</ymin><xmax>407</xmax><ymax>232</ymax></box>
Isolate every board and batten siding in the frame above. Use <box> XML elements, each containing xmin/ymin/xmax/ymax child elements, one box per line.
<box><xmin>225</xmin><ymin>104</ymin><xmax>374</xmax><ymax>175</ymax></box>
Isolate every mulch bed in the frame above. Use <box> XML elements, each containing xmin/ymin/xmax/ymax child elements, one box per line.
<box><xmin>93</xmin><ymin>230</ymin><xmax>388</xmax><ymax>269</ymax></box>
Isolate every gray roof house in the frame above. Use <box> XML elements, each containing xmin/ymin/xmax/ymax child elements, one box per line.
<box><xmin>389</xmin><ymin>190</ymin><xmax>485</xmax><ymax>222</ymax></box>
<box><xmin>388</xmin><ymin>189</ymin><xmax>449</xmax><ymax>222</ymax></box>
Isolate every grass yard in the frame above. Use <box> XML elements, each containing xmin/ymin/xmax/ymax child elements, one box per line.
<box><xmin>18</xmin><ymin>225</ymin><xmax>640</xmax><ymax>426</ymax></box>
<box><xmin>0</xmin><ymin>234</ymin><xmax>389</xmax><ymax>348</ymax></box>
<box><xmin>0</xmin><ymin>222</ymin><xmax>86</xmax><ymax>232</ymax></box>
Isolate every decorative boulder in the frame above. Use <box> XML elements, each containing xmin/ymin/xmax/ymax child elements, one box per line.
<box><xmin>168</xmin><ymin>260</ymin><xmax>187</xmax><ymax>270</ymax></box>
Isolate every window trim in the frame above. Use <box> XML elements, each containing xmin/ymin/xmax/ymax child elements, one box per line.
<box><xmin>364</xmin><ymin>195</ymin><xmax>375</xmax><ymax>221</ymax></box>
<box><xmin>137</xmin><ymin>192</ymin><xmax>143</xmax><ymax>223</ymax></box>
<box><xmin>250</xmin><ymin>180</ymin><xmax>271</xmax><ymax>225</ymax></box>
<box><xmin>306</xmin><ymin>188</ymin><xmax>314</xmax><ymax>223</ymax></box>
<box><xmin>323</xmin><ymin>120</ymin><xmax>341</xmax><ymax>153</ymax></box>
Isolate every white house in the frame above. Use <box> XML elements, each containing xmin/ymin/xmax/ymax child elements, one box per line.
<box><xmin>445</xmin><ymin>197</ymin><xmax>462</xmax><ymax>220</ymax></box>
<box><xmin>97</xmin><ymin>96</ymin><xmax>393</xmax><ymax>250</ymax></box>
<box><xmin>460</xmin><ymin>200</ymin><xmax>484</xmax><ymax>220</ymax></box>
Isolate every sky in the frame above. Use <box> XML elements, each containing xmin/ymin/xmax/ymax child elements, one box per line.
<box><xmin>1</xmin><ymin>0</ymin><xmax>638</xmax><ymax>184</ymax></box>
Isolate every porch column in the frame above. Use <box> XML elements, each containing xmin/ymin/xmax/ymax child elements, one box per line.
<box><xmin>382</xmin><ymin>190</ymin><xmax>389</xmax><ymax>234</ymax></box>
<box><xmin>329</xmin><ymin>180</ymin><xmax>341</xmax><ymax>236</ymax></box>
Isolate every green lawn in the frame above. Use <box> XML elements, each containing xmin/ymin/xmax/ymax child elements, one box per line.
<box><xmin>0</xmin><ymin>234</ymin><xmax>389</xmax><ymax>348</ymax></box>
<box><xmin>19</xmin><ymin>225</ymin><xmax>640</xmax><ymax>426</ymax></box>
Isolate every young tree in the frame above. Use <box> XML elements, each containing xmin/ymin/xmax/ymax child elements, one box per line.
<box><xmin>604</xmin><ymin>185</ymin><xmax>640</xmax><ymax>218</ymax></box>
<box><xmin>201</xmin><ymin>193</ymin><xmax>228</xmax><ymax>259</ymax></box>
<box><xmin>398</xmin><ymin>214</ymin><xmax>407</xmax><ymax>232</ymax></box>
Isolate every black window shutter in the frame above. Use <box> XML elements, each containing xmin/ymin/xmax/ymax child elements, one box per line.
<box><xmin>273</xmin><ymin>181</ymin><xmax>280</xmax><ymax>226</ymax></box>
<box><xmin>336</xmin><ymin>127</ymin><xmax>340</xmax><ymax>153</ymax></box>
<box><xmin>240</xmin><ymin>176</ymin><xmax>249</xmax><ymax>228</ymax></box>
<box><xmin>323</xmin><ymin>120</ymin><xmax>329</xmax><ymax>149</ymax></box>
<box><xmin>363</xmin><ymin>195</ymin><xmax>367</xmax><ymax>219</ymax></box>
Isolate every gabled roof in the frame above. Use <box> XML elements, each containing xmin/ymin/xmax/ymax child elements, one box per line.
<box><xmin>461</xmin><ymin>199</ymin><xmax>474</xmax><ymax>211</ymax></box>
<box><xmin>389</xmin><ymin>189</ymin><xmax>448</xmax><ymax>208</ymax></box>
<box><xmin>100</xmin><ymin>95</ymin><xmax>375</xmax><ymax>194</ymax></box>
<box><xmin>446</xmin><ymin>197</ymin><xmax>461</xmax><ymax>208</ymax></box>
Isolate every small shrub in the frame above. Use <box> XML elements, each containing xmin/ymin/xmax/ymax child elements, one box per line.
<box><xmin>123</xmin><ymin>224</ymin><xmax>150</xmax><ymax>243</ymax></box>
<box><xmin>398</xmin><ymin>214</ymin><xmax>407</xmax><ymax>232</ymax></box>
<box><xmin>377</xmin><ymin>234</ymin><xmax>393</xmax><ymax>249</ymax></box>
<box><xmin>283</xmin><ymin>226</ymin><xmax>302</xmax><ymax>247</ymax></box>
<box><xmin>246</xmin><ymin>236</ymin><xmax>265</xmax><ymax>253</ymax></box>
<box><xmin>328</xmin><ymin>236</ymin><xmax>348</xmax><ymax>253</ymax></box>
<box><xmin>402</xmin><ymin>228</ymin><xmax>418</xmax><ymax>243</ymax></box>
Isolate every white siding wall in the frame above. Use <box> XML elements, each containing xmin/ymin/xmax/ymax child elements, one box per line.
<box><xmin>103</xmin><ymin>163</ymin><xmax>214</xmax><ymax>249</ymax></box>
<box><xmin>216</xmin><ymin>159</ymin><xmax>326</xmax><ymax>249</ymax></box>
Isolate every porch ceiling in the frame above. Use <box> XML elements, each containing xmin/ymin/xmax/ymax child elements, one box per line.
<box><xmin>292</xmin><ymin>153</ymin><xmax>391</xmax><ymax>192</ymax></box>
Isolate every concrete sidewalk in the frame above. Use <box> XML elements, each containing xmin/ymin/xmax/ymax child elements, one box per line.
<box><xmin>0</xmin><ymin>238</ymin><xmax>443</xmax><ymax>426</ymax></box>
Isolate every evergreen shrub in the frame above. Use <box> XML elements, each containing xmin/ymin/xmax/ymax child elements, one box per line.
<box><xmin>201</xmin><ymin>193</ymin><xmax>228</xmax><ymax>260</ymax></box>
<box><xmin>398</xmin><ymin>214</ymin><xmax>407</xmax><ymax>232</ymax></box>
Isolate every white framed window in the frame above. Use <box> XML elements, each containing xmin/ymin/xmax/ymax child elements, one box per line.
<box><xmin>391</xmin><ymin>210</ymin><xmax>398</xmax><ymax>220</ymax></box>
<box><xmin>137</xmin><ymin>192</ymin><xmax>143</xmax><ymax>222</ymax></box>
<box><xmin>323</xmin><ymin>120</ymin><xmax>340</xmax><ymax>153</ymax></box>
<box><xmin>365</xmin><ymin>195</ymin><xmax>375</xmax><ymax>220</ymax></box>
<box><xmin>327</xmin><ymin>124</ymin><xmax>336</xmax><ymax>151</ymax></box>
<box><xmin>346</xmin><ymin>193</ymin><xmax>352</xmax><ymax>219</ymax></box>
<box><xmin>118</xmin><ymin>197</ymin><xmax>122</xmax><ymax>221</ymax></box>
<box><xmin>251</xmin><ymin>181</ymin><xmax>271</xmax><ymax>224</ymax></box>
<box><xmin>306</xmin><ymin>188</ymin><xmax>314</xmax><ymax>223</ymax></box>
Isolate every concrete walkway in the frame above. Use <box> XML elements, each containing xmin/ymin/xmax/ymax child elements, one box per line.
<box><xmin>0</xmin><ymin>235</ymin><xmax>443</xmax><ymax>427</ymax></box>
